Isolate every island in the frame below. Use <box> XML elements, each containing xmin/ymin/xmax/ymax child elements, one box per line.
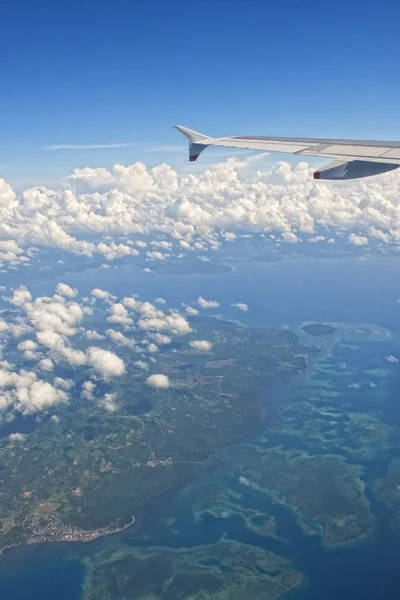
<box><xmin>0</xmin><ymin>316</ymin><xmax>309</xmax><ymax>552</ymax></box>
<box><xmin>82</xmin><ymin>540</ymin><xmax>303</xmax><ymax>600</ymax></box>
<box><xmin>302</xmin><ymin>323</ymin><xmax>337</xmax><ymax>336</ymax></box>
<box><xmin>228</xmin><ymin>445</ymin><xmax>373</xmax><ymax>548</ymax></box>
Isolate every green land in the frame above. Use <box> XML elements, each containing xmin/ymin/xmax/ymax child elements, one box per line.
<box><xmin>228</xmin><ymin>445</ymin><xmax>373</xmax><ymax>547</ymax></box>
<box><xmin>83</xmin><ymin>540</ymin><xmax>302</xmax><ymax>600</ymax></box>
<box><xmin>0</xmin><ymin>316</ymin><xmax>308</xmax><ymax>552</ymax></box>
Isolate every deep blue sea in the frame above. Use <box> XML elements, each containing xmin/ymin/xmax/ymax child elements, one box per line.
<box><xmin>1</xmin><ymin>256</ymin><xmax>400</xmax><ymax>599</ymax></box>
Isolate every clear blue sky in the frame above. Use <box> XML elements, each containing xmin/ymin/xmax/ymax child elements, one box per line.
<box><xmin>1</xmin><ymin>0</ymin><xmax>400</xmax><ymax>187</ymax></box>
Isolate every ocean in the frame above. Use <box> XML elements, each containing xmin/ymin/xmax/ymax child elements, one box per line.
<box><xmin>1</xmin><ymin>255</ymin><xmax>400</xmax><ymax>599</ymax></box>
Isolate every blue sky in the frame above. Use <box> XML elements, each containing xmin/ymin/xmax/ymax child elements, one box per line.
<box><xmin>1</xmin><ymin>0</ymin><xmax>400</xmax><ymax>188</ymax></box>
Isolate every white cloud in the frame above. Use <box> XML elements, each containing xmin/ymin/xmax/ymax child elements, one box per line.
<box><xmin>281</xmin><ymin>232</ymin><xmax>298</xmax><ymax>243</ymax></box>
<box><xmin>17</xmin><ymin>340</ymin><xmax>38</xmax><ymax>352</ymax></box>
<box><xmin>150</xmin><ymin>333</ymin><xmax>171</xmax><ymax>345</ymax></box>
<box><xmin>0</xmin><ymin>318</ymin><xmax>9</xmax><ymax>333</ymax></box>
<box><xmin>91</xmin><ymin>288</ymin><xmax>111</xmax><ymax>299</ymax></box>
<box><xmin>1</xmin><ymin>157</ymin><xmax>400</xmax><ymax>269</ymax></box>
<box><xmin>186</xmin><ymin>306</ymin><xmax>199</xmax><ymax>316</ymax></box>
<box><xmin>309</xmin><ymin>235</ymin><xmax>325</xmax><ymax>243</ymax></box>
<box><xmin>38</xmin><ymin>358</ymin><xmax>54</xmax><ymax>371</ymax></box>
<box><xmin>102</xmin><ymin>392</ymin><xmax>118</xmax><ymax>412</ymax></box>
<box><xmin>385</xmin><ymin>355</ymin><xmax>399</xmax><ymax>363</ymax></box>
<box><xmin>134</xmin><ymin>360</ymin><xmax>148</xmax><ymax>369</ymax></box>
<box><xmin>348</xmin><ymin>233</ymin><xmax>369</xmax><ymax>246</ymax></box>
<box><xmin>85</xmin><ymin>329</ymin><xmax>106</xmax><ymax>340</ymax></box>
<box><xmin>146</xmin><ymin>373</ymin><xmax>170</xmax><ymax>388</ymax></box>
<box><xmin>146</xmin><ymin>250</ymin><xmax>167</xmax><ymax>261</ymax></box>
<box><xmin>11</xmin><ymin>287</ymin><xmax>32</xmax><ymax>307</ymax></box>
<box><xmin>107</xmin><ymin>303</ymin><xmax>133</xmax><ymax>326</ymax></box>
<box><xmin>154</xmin><ymin>297</ymin><xmax>166</xmax><ymax>304</ymax></box>
<box><xmin>106</xmin><ymin>328</ymin><xmax>136</xmax><ymax>348</ymax></box>
<box><xmin>189</xmin><ymin>340</ymin><xmax>213</xmax><ymax>352</ymax></box>
<box><xmin>56</xmin><ymin>282</ymin><xmax>78</xmax><ymax>298</ymax></box>
<box><xmin>0</xmin><ymin>369</ymin><xmax>69</xmax><ymax>415</ymax></box>
<box><xmin>82</xmin><ymin>380</ymin><xmax>96</xmax><ymax>400</ymax></box>
<box><xmin>54</xmin><ymin>377</ymin><xmax>74</xmax><ymax>390</ymax></box>
<box><xmin>17</xmin><ymin>339</ymin><xmax>40</xmax><ymax>360</ymax></box>
<box><xmin>221</xmin><ymin>231</ymin><xmax>236</xmax><ymax>241</ymax></box>
<box><xmin>86</xmin><ymin>346</ymin><xmax>126</xmax><ymax>378</ymax></box>
<box><xmin>231</xmin><ymin>302</ymin><xmax>249</xmax><ymax>312</ymax></box>
<box><xmin>9</xmin><ymin>432</ymin><xmax>26</xmax><ymax>442</ymax></box>
<box><xmin>197</xmin><ymin>296</ymin><xmax>219</xmax><ymax>309</ymax></box>
<box><xmin>150</xmin><ymin>240</ymin><xmax>172</xmax><ymax>249</ymax></box>
<box><xmin>138</xmin><ymin>312</ymin><xmax>192</xmax><ymax>335</ymax></box>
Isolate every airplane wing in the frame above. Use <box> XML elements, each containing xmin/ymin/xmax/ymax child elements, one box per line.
<box><xmin>174</xmin><ymin>125</ymin><xmax>400</xmax><ymax>180</ymax></box>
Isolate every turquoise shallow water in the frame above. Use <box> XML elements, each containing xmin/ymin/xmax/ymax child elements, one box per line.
<box><xmin>1</xmin><ymin>256</ymin><xmax>400</xmax><ymax>599</ymax></box>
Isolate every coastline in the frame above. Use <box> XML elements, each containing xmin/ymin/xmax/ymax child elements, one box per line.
<box><xmin>0</xmin><ymin>516</ymin><xmax>136</xmax><ymax>560</ymax></box>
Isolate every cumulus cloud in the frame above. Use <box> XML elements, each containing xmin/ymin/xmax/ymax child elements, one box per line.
<box><xmin>38</xmin><ymin>358</ymin><xmax>54</xmax><ymax>371</ymax></box>
<box><xmin>146</xmin><ymin>373</ymin><xmax>170</xmax><ymax>388</ymax></box>
<box><xmin>189</xmin><ymin>340</ymin><xmax>213</xmax><ymax>352</ymax></box>
<box><xmin>348</xmin><ymin>233</ymin><xmax>369</xmax><ymax>246</ymax></box>
<box><xmin>106</xmin><ymin>328</ymin><xmax>136</xmax><ymax>348</ymax></box>
<box><xmin>151</xmin><ymin>240</ymin><xmax>172</xmax><ymax>250</ymax></box>
<box><xmin>11</xmin><ymin>287</ymin><xmax>32</xmax><ymax>307</ymax></box>
<box><xmin>135</xmin><ymin>360</ymin><xmax>148</xmax><ymax>369</ymax></box>
<box><xmin>107</xmin><ymin>303</ymin><xmax>133</xmax><ymax>326</ymax></box>
<box><xmin>91</xmin><ymin>288</ymin><xmax>111</xmax><ymax>300</ymax></box>
<box><xmin>0</xmin><ymin>318</ymin><xmax>9</xmax><ymax>334</ymax></box>
<box><xmin>86</xmin><ymin>346</ymin><xmax>126</xmax><ymax>377</ymax></box>
<box><xmin>54</xmin><ymin>377</ymin><xmax>74</xmax><ymax>390</ymax></box>
<box><xmin>17</xmin><ymin>339</ymin><xmax>40</xmax><ymax>360</ymax></box>
<box><xmin>9</xmin><ymin>433</ymin><xmax>26</xmax><ymax>442</ymax></box>
<box><xmin>150</xmin><ymin>333</ymin><xmax>171</xmax><ymax>345</ymax></box>
<box><xmin>186</xmin><ymin>306</ymin><xmax>199</xmax><ymax>315</ymax></box>
<box><xmin>309</xmin><ymin>235</ymin><xmax>326</xmax><ymax>243</ymax></box>
<box><xmin>82</xmin><ymin>380</ymin><xmax>96</xmax><ymax>400</ymax></box>
<box><xmin>0</xmin><ymin>369</ymin><xmax>69</xmax><ymax>414</ymax></box>
<box><xmin>232</xmin><ymin>302</ymin><xmax>249</xmax><ymax>312</ymax></box>
<box><xmin>4</xmin><ymin>156</ymin><xmax>400</xmax><ymax>267</ymax></box>
<box><xmin>146</xmin><ymin>250</ymin><xmax>167</xmax><ymax>261</ymax></box>
<box><xmin>154</xmin><ymin>297</ymin><xmax>166</xmax><ymax>304</ymax></box>
<box><xmin>56</xmin><ymin>282</ymin><xmax>78</xmax><ymax>298</ymax></box>
<box><xmin>197</xmin><ymin>296</ymin><xmax>219</xmax><ymax>309</ymax></box>
<box><xmin>133</xmin><ymin>301</ymin><xmax>192</xmax><ymax>336</ymax></box>
<box><xmin>85</xmin><ymin>329</ymin><xmax>106</xmax><ymax>340</ymax></box>
<box><xmin>102</xmin><ymin>392</ymin><xmax>118</xmax><ymax>412</ymax></box>
<box><xmin>281</xmin><ymin>232</ymin><xmax>299</xmax><ymax>243</ymax></box>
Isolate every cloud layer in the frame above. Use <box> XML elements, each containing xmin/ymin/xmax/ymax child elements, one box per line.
<box><xmin>1</xmin><ymin>156</ymin><xmax>400</xmax><ymax>268</ymax></box>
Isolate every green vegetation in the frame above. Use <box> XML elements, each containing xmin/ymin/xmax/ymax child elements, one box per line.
<box><xmin>230</xmin><ymin>445</ymin><xmax>373</xmax><ymax>547</ymax></box>
<box><xmin>0</xmin><ymin>316</ymin><xmax>308</xmax><ymax>551</ymax></box>
<box><xmin>83</xmin><ymin>540</ymin><xmax>302</xmax><ymax>600</ymax></box>
<box><xmin>193</xmin><ymin>482</ymin><xmax>280</xmax><ymax>540</ymax></box>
